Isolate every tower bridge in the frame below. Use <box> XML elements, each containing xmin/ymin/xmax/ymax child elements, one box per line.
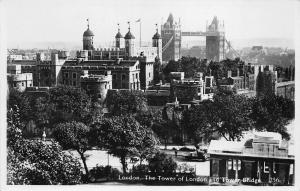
<box><xmin>161</xmin><ymin>13</ymin><xmax>239</xmax><ymax>62</ymax></box>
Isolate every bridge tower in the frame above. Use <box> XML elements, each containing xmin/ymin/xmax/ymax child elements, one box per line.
<box><xmin>161</xmin><ymin>13</ymin><xmax>181</xmax><ymax>62</ymax></box>
<box><xmin>206</xmin><ymin>16</ymin><xmax>225</xmax><ymax>61</ymax></box>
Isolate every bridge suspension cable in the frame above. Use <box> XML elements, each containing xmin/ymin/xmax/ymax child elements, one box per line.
<box><xmin>162</xmin><ymin>36</ymin><xmax>174</xmax><ymax>53</ymax></box>
<box><xmin>225</xmin><ymin>38</ymin><xmax>241</xmax><ymax>58</ymax></box>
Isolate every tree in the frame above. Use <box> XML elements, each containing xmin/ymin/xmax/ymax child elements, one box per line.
<box><xmin>182</xmin><ymin>100</ymin><xmax>219</xmax><ymax>146</ymax></box>
<box><xmin>7</xmin><ymin>106</ymin><xmax>24</xmax><ymax>149</ymax></box>
<box><xmin>7</xmin><ymin>140</ymin><xmax>83</xmax><ymax>185</ymax></box>
<box><xmin>213</xmin><ymin>93</ymin><xmax>254</xmax><ymax>141</ymax></box>
<box><xmin>136</xmin><ymin>128</ymin><xmax>160</xmax><ymax>165</ymax></box>
<box><xmin>49</xmin><ymin>86</ymin><xmax>92</xmax><ymax>123</ymax></box>
<box><xmin>106</xmin><ymin>90</ymin><xmax>148</xmax><ymax>116</ymax></box>
<box><xmin>53</xmin><ymin>121</ymin><xmax>91</xmax><ymax>177</ymax></box>
<box><xmin>184</xmin><ymin>93</ymin><xmax>254</xmax><ymax>142</ymax></box>
<box><xmin>90</xmin><ymin>115</ymin><xmax>157</xmax><ymax>173</ymax></box>
<box><xmin>162</xmin><ymin>60</ymin><xmax>181</xmax><ymax>79</ymax></box>
<box><xmin>32</xmin><ymin>96</ymin><xmax>54</xmax><ymax>130</ymax></box>
<box><xmin>7</xmin><ymin>107</ymin><xmax>82</xmax><ymax>185</ymax></box>
<box><xmin>251</xmin><ymin>95</ymin><xmax>294</xmax><ymax>140</ymax></box>
<box><xmin>7</xmin><ymin>89</ymin><xmax>32</xmax><ymax>125</ymax></box>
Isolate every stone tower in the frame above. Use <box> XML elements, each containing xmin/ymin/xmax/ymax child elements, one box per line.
<box><xmin>152</xmin><ymin>24</ymin><xmax>162</xmax><ymax>61</ymax></box>
<box><xmin>161</xmin><ymin>13</ymin><xmax>181</xmax><ymax>62</ymax></box>
<box><xmin>83</xmin><ymin>19</ymin><xmax>95</xmax><ymax>50</ymax></box>
<box><xmin>115</xmin><ymin>24</ymin><xmax>123</xmax><ymax>48</ymax></box>
<box><xmin>206</xmin><ymin>16</ymin><xmax>225</xmax><ymax>61</ymax></box>
<box><xmin>124</xmin><ymin>22</ymin><xmax>135</xmax><ymax>57</ymax></box>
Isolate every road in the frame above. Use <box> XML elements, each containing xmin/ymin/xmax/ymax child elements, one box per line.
<box><xmin>66</xmin><ymin>148</ymin><xmax>210</xmax><ymax>176</ymax></box>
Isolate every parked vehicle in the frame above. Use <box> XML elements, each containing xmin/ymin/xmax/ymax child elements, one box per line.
<box><xmin>179</xmin><ymin>147</ymin><xmax>196</xmax><ymax>152</ymax></box>
<box><xmin>185</xmin><ymin>151</ymin><xmax>208</xmax><ymax>161</ymax></box>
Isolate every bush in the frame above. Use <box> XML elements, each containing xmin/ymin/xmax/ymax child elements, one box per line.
<box><xmin>89</xmin><ymin>165</ymin><xmax>112</xmax><ymax>179</ymax></box>
<box><xmin>7</xmin><ymin>140</ymin><xmax>82</xmax><ymax>185</ymax></box>
<box><xmin>110</xmin><ymin>168</ymin><xmax>122</xmax><ymax>180</ymax></box>
<box><xmin>148</xmin><ymin>152</ymin><xmax>177</xmax><ymax>174</ymax></box>
<box><xmin>132</xmin><ymin>164</ymin><xmax>149</xmax><ymax>176</ymax></box>
<box><xmin>89</xmin><ymin>165</ymin><xmax>122</xmax><ymax>181</ymax></box>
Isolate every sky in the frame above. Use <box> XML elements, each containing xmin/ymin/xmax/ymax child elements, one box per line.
<box><xmin>3</xmin><ymin>0</ymin><xmax>297</xmax><ymax>48</ymax></box>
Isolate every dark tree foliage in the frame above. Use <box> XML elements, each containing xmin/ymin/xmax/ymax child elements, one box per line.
<box><xmin>213</xmin><ymin>93</ymin><xmax>254</xmax><ymax>141</ymax></box>
<box><xmin>31</xmin><ymin>96</ymin><xmax>55</xmax><ymax>130</ymax></box>
<box><xmin>53</xmin><ymin>121</ymin><xmax>91</xmax><ymax>176</ymax></box>
<box><xmin>179</xmin><ymin>57</ymin><xmax>209</xmax><ymax>78</ymax></box>
<box><xmin>7</xmin><ymin>88</ymin><xmax>32</xmax><ymax>125</ymax></box>
<box><xmin>182</xmin><ymin>100</ymin><xmax>219</xmax><ymax>146</ymax></box>
<box><xmin>7</xmin><ymin>106</ymin><xmax>23</xmax><ymax>149</ymax></box>
<box><xmin>208</xmin><ymin>58</ymin><xmax>249</xmax><ymax>84</ymax></box>
<box><xmin>49</xmin><ymin>86</ymin><xmax>92</xmax><ymax>123</ymax></box>
<box><xmin>162</xmin><ymin>60</ymin><xmax>181</xmax><ymax>78</ymax></box>
<box><xmin>251</xmin><ymin>95</ymin><xmax>294</xmax><ymax>140</ymax></box>
<box><xmin>148</xmin><ymin>152</ymin><xmax>177</xmax><ymax>174</ymax></box>
<box><xmin>162</xmin><ymin>57</ymin><xmax>209</xmax><ymax>82</ymax></box>
<box><xmin>90</xmin><ymin>115</ymin><xmax>158</xmax><ymax>173</ymax></box>
<box><xmin>184</xmin><ymin>93</ymin><xmax>254</xmax><ymax>142</ymax></box>
<box><xmin>7</xmin><ymin>107</ymin><xmax>82</xmax><ymax>185</ymax></box>
<box><xmin>106</xmin><ymin>90</ymin><xmax>148</xmax><ymax>116</ymax></box>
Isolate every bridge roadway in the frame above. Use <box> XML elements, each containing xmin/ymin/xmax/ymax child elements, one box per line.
<box><xmin>181</xmin><ymin>31</ymin><xmax>224</xmax><ymax>37</ymax></box>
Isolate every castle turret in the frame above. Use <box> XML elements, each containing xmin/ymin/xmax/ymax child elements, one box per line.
<box><xmin>152</xmin><ymin>24</ymin><xmax>162</xmax><ymax>60</ymax></box>
<box><xmin>83</xmin><ymin>19</ymin><xmax>94</xmax><ymax>50</ymax></box>
<box><xmin>124</xmin><ymin>22</ymin><xmax>135</xmax><ymax>57</ymax></box>
<box><xmin>115</xmin><ymin>23</ymin><xmax>123</xmax><ymax>48</ymax></box>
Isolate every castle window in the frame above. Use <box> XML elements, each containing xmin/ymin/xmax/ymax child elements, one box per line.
<box><xmin>73</xmin><ymin>81</ymin><xmax>76</xmax><ymax>86</ymax></box>
<box><xmin>105</xmin><ymin>84</ymin><xmax>107</xmax><ymax>89</ymax></box>
<box><xmin>113</xmin><ymin>74</ymin><xmax>116</xmax><ymax>80</ymax></box>
<box><xmin>122</xmin><ymin>74</ymin><xmax>126</xmax><ymax>80</ymax></box>
<box><xmin>73</xmin><ymin>73</ymin><xmax>77</xmax><ymax>79</ymax></box>
<box><xmin>64</xmin><ymin>73</ymin><xmax>69</xmax><ymax>78</ymax></box>
<box><xmin>149</xmin><ymin>72</ymin><xmax>151</xmax><ymax>77</ymax></box>
<box><xmin>136</xmin><ymin>73</ymin><xmax>138</xmax><ymax>79</ymax></box>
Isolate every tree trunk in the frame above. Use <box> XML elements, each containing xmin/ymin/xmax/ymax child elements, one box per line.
<box><xmin>165</xmin><ymin>139</ymin><xmax>167</xmax><ymax>149</ymax></box>
<box><xmin>79</xmin><ymin>152</ymin><xmax>89</xmax><ymax>177</ymax></box>
<box><xmin>120</xmin><ymin>156</ymin><xmax>127</xmax><ymax>174</ymax></box>
<box><xmin>140</xmin><ymin>158</ymin><xmax>143</xmax><ymax>165</ymax></box>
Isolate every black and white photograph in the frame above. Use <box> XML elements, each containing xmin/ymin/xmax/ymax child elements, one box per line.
<box><xmin>0</xmin><ymin>0</ymin><xmax>299</xmax><ymax>189</ymax></box>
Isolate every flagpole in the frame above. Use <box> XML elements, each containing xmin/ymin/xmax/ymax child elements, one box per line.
<box><xmin>140</xmin><ymin>20</ymin><xmax>141</xmax><ymax>47</ymax></box>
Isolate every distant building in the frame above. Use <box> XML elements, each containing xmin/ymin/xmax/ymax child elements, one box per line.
<box><xmin>7</xmin><ymin>22</ymin><xmax>162</xmax><ymax>100</ymax></box>
<box><xmin>161</xmin><ymin>13</ymin><xmax>181</xmax><ymax>61</ymax></box>
<box><xmin>206</xmin><ymin>16</ymin><xmax>225</xmax><ymax>61</ymax></box>
<box><xmin>217</xmin><ymin>67</ymin><xmax>256</xmax><ymax>97</ymax></box>
<box><xmin>252</xmin><ymin>46</ymin><xmax>263</xmax><ymax>51</ymax></box>
<box><xmin>8</xmin><ymin>54</ymin><xmax>23</xmax><ymax>61</ymax></box>
<box><xmin>170</xmin><ymin>73</ymin><xmax>214</xmax><ymax>104</ymax></box>
<box><xmin>169</xmin><ymin>72</ymin><xmax>184</xmax><ymax>81</ymax></box>
<box><xmin>255</xmin><ymin>68</ymin><xmax>277</xmax><ymax>98</ymax></box>
<box><xmin>208</xmin><ymin>132</ymin><xmax>294</xmax><ymax>185</ymax></box>
<box><xmin>61</xmin><ymin>58</ymin><xmax>141</xmax><ymax>90</ymax></box>
<box><xmin>7</xmin><ymin>64</ymin><xmax>33</xmax><ymax>92</ymax></box>
<box><xmin>275</xmin><ymin>81</ymin><xmax>295</xmax><ymax>100</ymax></box>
